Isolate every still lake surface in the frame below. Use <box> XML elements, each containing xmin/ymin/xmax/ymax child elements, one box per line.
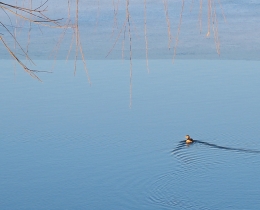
<box><xmin>1</xmin><ymin>59</ymin><xmax>260</xmax><ymax>209</ymax></box>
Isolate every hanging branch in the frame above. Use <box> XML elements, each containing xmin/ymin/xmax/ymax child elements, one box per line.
<box><xmin>144</xmin><ymin>0</ymin><xmax>149</xmax><ymax>72</ymax></box>
<box><xmin>173</xmin><ymin>0</ymin><xmax>185</xmax><ymax>62</ymax></box>
<box><xmin>162</xmin><ymin>0</ymin><xmax>172</xmax><ymax>50</ymax></box>
<box><xmin>199</xmin><ymin>0</ymin><xmax>203</xmax><ymax>33</ymax></box>
<box><xmin>126</xmin><ymin>0</ymin><xmax>133</xmax><ymax>108</ymax></box>
<box><xmin>0</xmin><ymin>35</ymin><xmax>41</xmax><ymax>81</ymax></box>
<box><xmin>72</xmin><ymin>0</ymin><xmax>91</xmax><ymax>84</ymax></box>
<box><xmin>0</xmin><ymin>0</ymin><xmax>67</xmax><ymax>79</ymax></box>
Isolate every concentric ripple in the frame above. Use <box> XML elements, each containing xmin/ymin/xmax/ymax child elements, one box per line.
<box><xmin>147</xmin><ymin>138</ymin><xmax>260</xmax><ymax>210</ymax></box>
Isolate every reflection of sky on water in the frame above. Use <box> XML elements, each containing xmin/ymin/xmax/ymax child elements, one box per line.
<box><xmin>1</xmin><ymin>1</ymin><xmax>260</xmax><ymax>209</ymax></box>
<box><xmin>1</xmin><ymin>59</ymin><xmax>260</xmax><ymax>209</ymax></box>
<box><xmin>1</xmin><ymin>1</ymin><xmax>260</xmax><ymax>60</ymax></box>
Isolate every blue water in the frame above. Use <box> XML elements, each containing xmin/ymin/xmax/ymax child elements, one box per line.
<box><xmin>1</xmin><ymin>1</ymin><xmax>260</xmax><ymax>60</ymax></box>
<box><xmin>1</xmin><ymin>1</ymin><xmax>260</xmax><ymax>209</ymax></box>
<box><xmin>1</xmin><ymin>59</ymin><xmax>260</xmax><ymax>209</ymax></box>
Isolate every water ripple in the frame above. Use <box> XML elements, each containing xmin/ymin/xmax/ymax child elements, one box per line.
<box><xmin>172</xmin><ymin>139</ymin><xmax>260</xmax><ymax>155</ymax></box>
<box><xmin>148</xmin><ymin>138</ymin><xmax>260</xmax><ymax>209</ymax></box>
<box><xmin>172</xmin><ymin>139</ymin><xmax>260</xmax><ymax>169</ymax></box>
<box><xmin>147</xmin><ymin>170</ymin><xmax>212</xmax><ymax>210</ymax></box>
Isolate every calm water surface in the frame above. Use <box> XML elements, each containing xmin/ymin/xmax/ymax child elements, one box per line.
<box><xmin>1</xmin><ymin>59</ymin><xmax>260</xmax><ymax>209</ymax></box>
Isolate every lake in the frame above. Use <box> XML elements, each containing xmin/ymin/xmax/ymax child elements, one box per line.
<box><xmin>1</xmin><ymin>59</ymin><xmax>260</xmax><ymax>209</ymax></box>
<box><xmin>1</xmin><ymin>0</ymin><xmax>260</xmax><ymax>61</ymax></box>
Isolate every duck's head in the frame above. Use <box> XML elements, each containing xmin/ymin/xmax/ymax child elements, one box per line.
<box><xmin>185</xmin><ymin>135</ymin><xmax>191</xmax><ymax>140</ymax></box>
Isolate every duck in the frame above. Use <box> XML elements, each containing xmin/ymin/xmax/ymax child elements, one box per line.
<box><xmin>185</xmin><ymin>135</ymin><xmax>193</xmax><ymax>144</ymax></box>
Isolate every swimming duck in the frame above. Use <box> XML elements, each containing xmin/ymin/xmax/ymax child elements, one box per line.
<box><xmin>185</xmin><ymin>135</ymin><xmax>193</xmax><ymax>144</ymax></box>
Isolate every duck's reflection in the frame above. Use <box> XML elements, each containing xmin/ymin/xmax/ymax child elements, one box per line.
<box><xmin>172</xmin><ymin>135</ymin><xmax>260</xmax><ymax>154</ymax></box>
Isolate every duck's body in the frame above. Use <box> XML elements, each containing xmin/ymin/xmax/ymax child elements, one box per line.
<box><xmin>185</xmin><ymin>135</ymin><xmax>193</xmax><ymax>144</ymax></box>
<box><xmin>186</xmin><ymin>139</ymin><xmax>193</xmax><ymax>144</ymax></box>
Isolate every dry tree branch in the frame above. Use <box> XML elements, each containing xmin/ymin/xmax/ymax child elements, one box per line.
<box><xmin>206</xmin><ymin>0</ymin><xmax>211</xmax><ymax>37</ymax></box>
<box><xmin>1</xmin><ymin>2</ymin><xmax>63</xmax><ymax>26</ymax></box>
<box><xmin>122</xmin><ymin>23</ymin><xmax>127</xmax><ymax>60</ymax></box>
<box><xmin>144</xmin><ymin>0</ymin><xmax>149</xmax><ymax>72</ymax></box>
<box><xmin>0</xmin><ymin>1</ymin><xmax>46</xmax><ymax>12</ymax></box>
<box><xmin>1</xmin><ymin>0</ymin><xmax>225</xmax><ymax>87</ymax></box>
<box><xmin>26</xmin><ymin>0</ymin><xmax>33</xmax><ymax>55</ymax></box>
<box><xmin>43</xmin><ymin>0</ymin><xmax>74</xmax><ymax>66</ymax></box>
<box><xmin>1</xmin><ymin>6</ymin><xmax>13</xmax><ymax>28</ymax></box>
<box><xmin>74</xmin><ymin>0</ymin><xmax>79</xmax><ymax>75</ymax></box>
<box><xmin>106</xmin><ymin>20</ymin><xmax>127</xmax><ymax>58</ymax></box>
<box><xmin>78</xmin><ymin>32</ymin><xmax>91</xmax><ymax>85</ymax></box>
<box><xmin>66</xmin><ymin>28</ymin><xmax>76</xmax><ymax>61</ymax></box>
<box><xmin>173</xmin><ymin>0</ymin><xmax>185</xmax><ymax>62</ymax></box>
<box><xmin>0</xmin><ymin>21</ymin><xmax>34</xmax><ymax>63</ymax></box>
<box><xmin>94</xmin><ymin>0</ymin><xmax>100</xmax><ymax>31</ymax></box>
<box><xmin>69</xmin><ymin>0</ymin><xmax>91</xmax><ymax>84</ymax></box>
<box><xmin>126</xmin><ymin>0</ymin><xmax>133</xmax><ymax>108</ymax></box>
<box><xmin>162</xmin><ymin>0</ymin><xmax>172</xmax><ymax>50</ymax></box>
<box><xmin>13</xmin><ymin>0</ymin><xmax>18</xmax><ymax>74</ymax></box>
<box><xmin>218</xmin><ymin>0</ymin><xmax>226</xmax><ymax>22</ymax></box>
<box><xmin>49</xmin><ymin>22</ymin><xmax>71</xmax><ymax>65</ymax></box>
<box><xmin>33</xmin><ymin>0</ymin><xmax>49</xmax><ymax>11</ymax></box>
<box><xmin>0</xmin><ymin>35</ymin><xmax>41</xmax><ymax>81</ymax></box>
<box><xmin>111</xmin><ymin>0</ymin><xmax>120</xmax><ymax>39</ymax></box>
<box><xmin>0</xmin><ymin>0</ymin><xmax>69</xmax><ymax>80</ymax></box>
<box><xmin>199</xmin><ymin>0</ymin><xmax>203</xmax><ymax>33</ymax></box>
<box><xmin>65</xmin><ymin>0</ymin><xmax>75</xmax><ymax>61</ymax></box>
<box><xmin>211</xmin><ymin>0</ymin><xmax>220</xmax><ymax>55</ymax></box>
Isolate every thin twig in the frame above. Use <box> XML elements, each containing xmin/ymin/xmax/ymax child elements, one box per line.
<box><xmin>162</xmin><ymin>0</ymin><xmax>172</xmax><ymax>50</ymax></box>
<box><xmin>0</xmin><ymin>35</ymin><xmax>41</xmax><ymax>81</ymax></box>
<box><xmin>144</xmin><ymin>0</ymin><xmax>149</xmax><ymax>72</ymax></box>
<box><xmin>206</xmin><ymin>0</ymin><xmax>211</xmax><ymax>37</ymax></box>
<box><xmin>126</xmin><ymin>0</ymin><xmax>133</xmax><ymax>108</ymax></box>
<box><xmin>199</xmin><ymin>0</ymin><xmax>203</xmax><ymax>33</ymax></box>
<box><xmin>173</xmin><ymin>0</ymin><xmax>185</xmax><ymax>62</ymax></box>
